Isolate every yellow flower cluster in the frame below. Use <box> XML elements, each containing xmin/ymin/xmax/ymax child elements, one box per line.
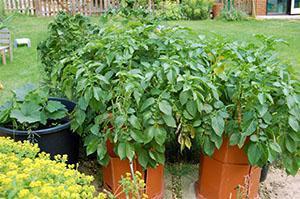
<box><xmin>118</xmin><ymin>171</ymin><xmax>148</xmax><ymax>199</ymax></box>
<box><xmin>0</xmin><ymin>137</ymin><xmax>39</xmax><ymax>158</ymax></box>
<box><xmin>0</xmin><ymin>137</ymin><xmax>106</xmax><ymax>199</ymax></box>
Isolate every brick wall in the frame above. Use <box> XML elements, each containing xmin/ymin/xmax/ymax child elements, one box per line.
<box><xmin>256</xmin><ymin>0</ymin><xmax>267</xmax><ymax>15</ymax></box>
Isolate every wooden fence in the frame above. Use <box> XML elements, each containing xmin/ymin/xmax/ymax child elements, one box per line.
<box><xmin>4</xmin><ymin>0</ymin><xmax>254</xmax><ymax>17</ymax></box>
<box><xmin>222</xmin><ymin>0</ymin><xmax>255</xmax><ymax>15</ymax></box>
<box><xmin>3</xmin><ymin>0</ymin><xmax>120</xmax><ymax>16</ymax></box>
<box><xmin>235</xmin><ymin>0</ymin><xmax>254</xmax><ymax>15</ymax></box>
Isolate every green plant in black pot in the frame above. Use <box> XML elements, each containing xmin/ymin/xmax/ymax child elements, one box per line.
<box><xmin>0</xmin><ymin>84</ymin><xmax>79</xmax><ymax>164</ymax></box>
<box><xmin>0</xmin><ymin>84</ymin><xmax>68</xmax><ymax>131</ymax></box>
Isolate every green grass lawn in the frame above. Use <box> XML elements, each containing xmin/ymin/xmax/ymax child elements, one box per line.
<box><xmin>1</xmin><ymin>16</ymin><xmax>300</xmax><ymax>102</ymax></box>
<box><xmin>0</xmin><ymin>15</ymin><xmax>53</xmax><ymax>102</ymax></box>
<box><xmin>168</xmin><ymin>20</ymin><xmax>300</xmax><ymax>70</ymax></box>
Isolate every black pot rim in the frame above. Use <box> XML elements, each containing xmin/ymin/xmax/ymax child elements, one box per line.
<box><xmin>0</xmin><ymin>97</ymin><xmax>74</xmax><ymax>136</ymax></box>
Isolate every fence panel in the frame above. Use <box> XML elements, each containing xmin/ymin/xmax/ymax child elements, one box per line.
<box><xmin>3</xmin><ymin>0</ymin><xmax>121</xmax><ymax>16</ymax></box>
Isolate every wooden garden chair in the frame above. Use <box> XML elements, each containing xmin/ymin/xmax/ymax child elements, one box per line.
<box><xmin>0</xmin><ymin>28</ymin><xmax>13</xmax><ymax>65</ymax></box>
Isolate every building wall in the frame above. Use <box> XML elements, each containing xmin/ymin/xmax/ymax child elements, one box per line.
<box><xmin>256</xmin><ymin>0</ymin><xmax>267</xmax><ymax>15</ymax></box>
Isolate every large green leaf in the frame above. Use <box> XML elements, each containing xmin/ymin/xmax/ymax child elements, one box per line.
<box><xmin>242</xmin><ymin>119</ymin><xmax>257</xmax><ymax>136</ymax></box>
<box><xmin>125</xmin><ymin>143</ymin><xmax>135</xmax><ymax>161</ymax></box>
<box><xmin>117</xmin><ymin>143</ymin><xmax>126</xmax><ymax>160</ymax></box>
<box><xmin>137</xmin><ymin>148</ymin><xmax>149</xmax><ymax>169</ymax></box>
<box><xmin>97</xmin><ymin>144</ymin><xmax>107</xmax><ymax>160</ymax></box>
<box><xmin>144</xmin><ymin>126</ymin><xmax>156</xmax><ymax>144</ymax></box>
<box><xmin>179</xmin><ymin>91</ymin><xmax>189</xmax><ymax>105</ymax></box>
<box><xmin>211</xmin><ymin>115</ymin><xmax>224</xmax><ymax>136</ymax></box>
<box><xmin>288</xmin><ymin>116</ymin><xmax>299</xmax><ymax>132</ymax></box>
<box><xmin>140</xmin><ymin>98</ymin><xmax>155</xmax><ymax>111</ymax></box>
<box><xmin>12</xmin><ymin>84</ymin><xmax>36</xmax><ymax>101</ymax></box>
<box><xmin>186</xmin><ymin>100</ymin><xmax>197</xmax><ymax>117</ymax></box>
<box><xmin>10</xmin><ymin>102</ymin><xmax>42</xmax><ymax>124</ymax></box>
<box><xmin>86</xmin><ymin>138</ymin><xmax>100</xmax><ymax>156</ymax></box>
<box><xmin>162</xmin><ymin>114</ymin><xmax>176</xmax><ymax>128</ymax></box>
<box><xmin>285</xmin><ymin>135</ymin><xmax>297</xmax><ymax>153</ymax></box>
<box><xmin>131</xmin><ymin>130</ymin><xmax>145</xmax><ymax>143</ymax></box>
<box><xmin>128</xmin><ymin>115</ymin><xmax>141</xmax><ymax>130</ymax></box>
<box><xmin>46</xmin><ymin>101</ymin><xmax>66</xmax><ymax>113</ymax></box>
<box><xmin>247</xmin><ymin>143</ymin><xmax>261</xmax><ymax>165</ymax></box>
<box><xmin>158</xmin><ymin>100</ymin><xmax>172</xmax><ymax>115</ymax></box>
<box><xmin>154</xmin><ymin>127</ymin><xmax>167</xmax><ymax>145</ymax></box>
<box><xmin>203</xmin><ymin>137</ymin><xmax>215</xmax><ymax>156</ymax></box>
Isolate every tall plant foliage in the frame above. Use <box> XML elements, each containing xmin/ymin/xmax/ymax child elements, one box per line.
<box><xmin>40</xmin><ymin>13</ymin><xmax>224</xmax><ymax>168</ymax></box>
<box><xmin>206</xmin><ymin>35</ymin><xmax>300</xmax><ymax>175</ymax></box>
<box><xmin>39</xmin><ymin>13</ymin><xmax>299</xmax><ymax>175</ymax></box>
<box><xmin>38</xmin><ymin>12</ymin><xmax>93</xmax><ymax>94</ymax></box>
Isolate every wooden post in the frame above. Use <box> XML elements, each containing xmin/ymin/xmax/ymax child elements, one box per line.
<box><xmin>252</xmin><ymin>0</ymin><xmax>256</xmax><ymax>16</ymax></box>
<box><xmin>104</xmin><ymin>0</ymin><xmax>107</xmax><ymax>11</ymax></box>
<box><xmin>100</xmin><ymin>0</ymin><xmax>103</xmax><ymax>15</ymax></box>
<box><xmin>1</xmin><ymin>50</ymin><xmax>7</xmax><ymax>65</ymax></box>
<box><xmin>72</xmin><ymin>0</ymin><xmax>75</xmax><ymax>14</ymax></box>
<box><xmin>89</xmin><ymin>0</ymin><xmax>92</xmax><ymax>16</ymax></box>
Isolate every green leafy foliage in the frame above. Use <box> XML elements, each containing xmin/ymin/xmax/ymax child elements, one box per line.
<box><xmin>209</xmin><ymin>34</ymin><xmax>300</xmax><ymax>175</ymax></box>
<box><xmin>181</xmin><ymin>0</ymin><xmax>213</xmax><ymax>20</ymax></box>
<box><xmin>155</xmin><ymin>1</ymin><xmax>186</xmax><ymax>20</ymax></box>
<box><xmin>40</xmin><ymin>13</ymin><xmax>299</xmax><ymax>175</ymax></box>
<box><xmin>0</xmin><ymin>84</ymin><xmax>68</xmax><ymax>131</ymax></box>
<box><xmin>42</xmin><ymin>13</ymin><xmax>222</xmax><ymax>169</ymax></box>
<box><xmin>38</xmin><ymin>12</ymin><xmax>93</xmax><ymax>96</ymax></box>
<box><xmin>219</xmin><ymin>5</ymin><xmax>249</xmax><ymax>21</ymax></box>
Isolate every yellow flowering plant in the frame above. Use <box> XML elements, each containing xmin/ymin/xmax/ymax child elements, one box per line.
<box><xmin>104</xmin><ymin>171</ymin><xmax>148</xmax><ymax>199</ymax></box>
<box><xmin>0</xmin><ymin>137</ymin><xmax>98</xmax><ymax>199</ymax></box>
<box><xmin>0</xmin><ymin>137</ymin><xmax>148</xmax><ymax>199</ymax></box>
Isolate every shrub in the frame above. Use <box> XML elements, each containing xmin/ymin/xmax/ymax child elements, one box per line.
<box><xmin>219</xmin><ymin>5</ymin><xmax>248</xmax><ymax>21</ymax></box>
<box><xmin>0</xmin><ymin>137</ymin><xmax>99</xmax><ymax>199</ymax></box>
<box><xmin>0</xmin><ymin>137</ymin><xmax>39</xmax><ymax>158</ymax></box>
<box><xmin>155</xmin><ymin>1</ymin><xmax>186</xmax><ymax>20</ymax></box>
<box><xmin>181</xmin><ymin>0</ymin><xmax>213</xmax><ymax>20</ymax></box>
<box><xmin>0</xmin><ymin>137</ymin><xmax>147</xmax><ymax>199</ymax></box>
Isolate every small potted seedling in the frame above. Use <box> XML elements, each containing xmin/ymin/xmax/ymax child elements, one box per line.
<box><xmin>0</xmin><ymin>84</ymin><xmax>79</xmax><ymax>163</ymax></box>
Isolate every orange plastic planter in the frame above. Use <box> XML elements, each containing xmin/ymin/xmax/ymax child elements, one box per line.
<box><xmin>103</xmin><ymin>157</ymin><xmax>164</xmax><ymax>199</ymax></box>
<box><xmin>196</xmin><ymin>139</ymin><xmax>261</xmax><ymax>199</ymax></box>
<box><xmin>212</xmin><ymin>3</ymin><xmax>223</xmax><ymax>19</ymax></box>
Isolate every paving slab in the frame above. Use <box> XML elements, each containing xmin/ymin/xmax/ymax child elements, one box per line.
<box><xmin>256</xmin><ymin>15</ymin><xmax>300</xmax><ymax>20</ymax></box>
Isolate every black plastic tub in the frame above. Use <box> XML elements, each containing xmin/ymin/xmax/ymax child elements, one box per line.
<box><xmin>260</xmin><ymin>164</ymin><xmax>269</xmax><ymax>182</ymax></box>
<box><xmin>0</xmin><ymin>98</ymin><xmax>79</xmax><ymax>164</ymax></box>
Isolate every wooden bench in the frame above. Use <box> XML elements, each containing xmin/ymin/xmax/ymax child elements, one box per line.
<box><xmin>0</xmin><ymin>28</ymin><xmax>13</xmax><ymax>65</ymax></box>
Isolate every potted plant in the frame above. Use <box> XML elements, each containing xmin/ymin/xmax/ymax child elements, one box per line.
<box><xmin>40</xmin><ymin>14</ymin><xmax>223</xmax><ymax>198</ymax></box>
<box><xmin>195</xmin><ymin>35</ymin><xmax>300</xmax><ymax>198</ymax></box>
<box><xmin>212</xmin><ymin>0</ymin><xmax>223</xmax><ymax>19</ymax></box>
<box><xmin>0</xmin><ymin>84</ymin><xmax>79</xmax><ymax>164</ymax></box>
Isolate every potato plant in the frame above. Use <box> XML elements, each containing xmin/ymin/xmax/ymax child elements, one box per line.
<box><xmin>205</xmin><ymin>35</ymin><xmax>300</xmax><ymax>175</ymax></box>
<box><xmin>45</xmin><ymin>15</ymin><xmax>224</xmax><ymax>169</ymax></box>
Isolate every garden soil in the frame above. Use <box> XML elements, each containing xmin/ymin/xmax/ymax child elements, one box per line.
<box><xmin>78</xmin><ymin>157</ymin><xmax>300</xmax><ymax>199</ymax></box>
<box><xmin>165</xmin><ymin>165</ymin><xmax>300</xmax><ymax>199</ymax></box>
<box><xmin>259</xmin><ymin>166</ymin><xmax>300</xmax><ymax>199</ymax></box>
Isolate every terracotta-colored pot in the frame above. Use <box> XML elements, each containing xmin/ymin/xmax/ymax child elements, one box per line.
<box><xmin>212</xmin><ymin>138</ymin><xmax>249</xmax><ymax>165</ymax></box>
<box><xmin>103</xmin><ymin>157</ymin><xmax>164</xmax><ymax>199</ymax></box>
<box><xmin>106</xmin><ymin>140</ymin><xmax>117</xmax><ymax>157</ymax></box>
<box><xmin>195</xmin><ymin>138</ymin><xmax>261</xmax><ymax>199</ymax></box>
<box><xmin>212</xmin><ymin>3</ymin><xmax>223</xmax><ymax>19</ymax></box>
